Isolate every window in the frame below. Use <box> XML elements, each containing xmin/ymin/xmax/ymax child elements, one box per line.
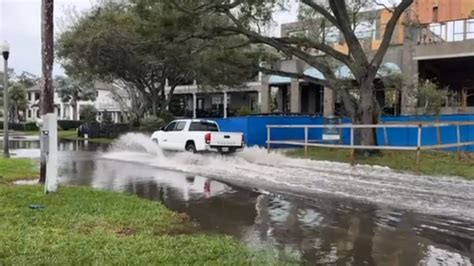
<box><xmin>175</xmin><ymin>122</ymin><xmax>186</xmax><ymax>131</ymax></box>
<box><xmin>27</xmin><ymin>110</ymin><xmax>31</xmax><ymax>118</ymax></box>
<box><xmin>35</xmin><ymin>92</ymin><xmax>40</xmax><ymax>100</ymax></box>
<box><xmin>164</xmin><ymin>122</ymin><xmax>177</xmax><ymax>132</ymax></box>
<box><xmin>432</xmin><ymin>7</ymin><xmax>438</xmax><ymax>22</ymax></box>
<box><xmin>189</xmin><ymin>121</ymin><xmax>218</xmax><ymax>132</ymax></box>
<box><xmin>27</xmin><ymin>93</ymin><xmax>32</xmax><ymax>101</ymax></box>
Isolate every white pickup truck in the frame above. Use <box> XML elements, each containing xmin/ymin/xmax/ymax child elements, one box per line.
<box><xmin>151</xmin><ymin>119</ymin><xmax>244</xmax><ymax>153</ymax></box>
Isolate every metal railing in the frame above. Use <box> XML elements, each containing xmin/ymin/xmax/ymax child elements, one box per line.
<box><xmin>266</xmin><ymin>121</ymin><xmax>474</xmax><ymax>174</ymax></box>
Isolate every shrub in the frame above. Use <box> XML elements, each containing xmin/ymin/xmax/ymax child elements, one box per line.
<box><xmin>139</xmin><ymin>116</ymin><xmax>165</xmax><ymax>132</ymax></box>
<box><xmin>417</xmin><ymin>80</ymin><xmax>447</xmax><ymax>116</ymax></box>
<box><xmin>237</xmin><ymin>106</ymin><xmax>253</xmax><ymax>116</ymax></box>
<box><xmin>58</xmin><ymin>120</ymin><xmax>83</xmax><ymax>130</ymax></box>
<box><xmin>24</xmin><ymin>122</ymin><xmax>39</xmax><ymax>131</ymax></box>
<box><xmin>80</xmin><ymin>105</ymin><xmax>98</xmax><ymax>123</ymax></box>
<box><xmin>160</xmin><ymin>111</ymin><xmax>175</xmax><ymax>124</ymax></box>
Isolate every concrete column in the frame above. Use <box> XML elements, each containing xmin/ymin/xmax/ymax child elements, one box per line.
<box><xmin>323</xmin><ymin>87</ymin><xmax>335</xmax><ymax>117</ymax></box>
<box><xmin>69</xmin><ymin>105</ymin><xmax>74</xmax><ymax>120</ymax></box>
<box><xmin>277</xmin><ymin>87</ymin><xmax>284</xmax><ymax>112</ymax></box>
<box><xmin>260</xmin><ymin>76</ymin><xmax>271</xmax><ymax>113</ymax></box>
<box><xmin>192</xmin><ymin>92</ymin><xmax>197</xmax><ymax>118</ymax></box>
<box><xmin>308</xmin><ymin>88</ymin><xmax>317</xmax><ymax>114</ymax></box>
<box><xmin>223</xmin><ymin>91</ymin><xmax>228</xmax><ymax>118</ymax></box>
<box><xmin>401</xmin><ymin>9</ymin><xmax>418</xmax><ymax>115</ymax></box>
<box><xmin>59</xmin><ymin>102</ymin><xmax>64</xmax><ymax>120</ymax></box>
<box><xmin>290</xmin><ymin>78</ymin><xmax>300</xmax><ymax>113</ymax></box>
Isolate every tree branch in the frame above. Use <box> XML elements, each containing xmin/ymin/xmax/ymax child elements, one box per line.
<box><xmin>300</xmin><ymin>0</ymin><xmax>340</xmax><ymax>30</ymax></box>
<box><xmin>329</xmin><ymin>0</ymin><xmax>369</xmax><ymax>72</ymax></box>
<box><xmin>371</xmin><ymin>0</ymin><xmax>413</xmax><ymax>68</ymax></box>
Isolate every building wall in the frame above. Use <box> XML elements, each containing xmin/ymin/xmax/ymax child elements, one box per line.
<box><xmin>412</xmin><ymin>0</ymin><xmax>474</xmax><ymax>24</ymax></box>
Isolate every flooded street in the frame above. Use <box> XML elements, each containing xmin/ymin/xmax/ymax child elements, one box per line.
<box><xmin>5</xmin><ymin>135</ymin><xmax>474</xmax><ymax>264</ymax></box>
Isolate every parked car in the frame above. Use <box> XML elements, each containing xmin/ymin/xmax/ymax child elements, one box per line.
<box><xmin>151</xmin><ymin>119</ymin><xmax>244</xmax><ymax>154</ymax></box>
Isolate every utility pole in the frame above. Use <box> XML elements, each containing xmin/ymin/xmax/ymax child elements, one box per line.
<box><xmin>2</xmin><ymin>42</ymin><xmax>10</xmax><ymax>158</ymax></box>
<box><xmin>40</xmin><ymin>0</ymin><xmax>58</xmax><ymax>193</ymax></box>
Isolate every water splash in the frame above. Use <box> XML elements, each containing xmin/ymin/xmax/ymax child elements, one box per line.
<box><xmin>103</xmin><ymin>133</ymin><xmax>474</xmax><ymax>220</ymax></box>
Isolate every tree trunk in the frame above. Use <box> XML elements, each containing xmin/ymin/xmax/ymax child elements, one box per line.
<box><xmin>71</xmin><ymin>97</ymin><xmax>78</xmax><ymax>120</ymax></box>
<box><xmin>39</xmin><ymin>0</ymin><xmax>54</xmax><ymax>184</ymax></box>
<box><xmin>359</xmin><ymin>87</ymin><xmax>378</xmax><ymax>147</ymax></box>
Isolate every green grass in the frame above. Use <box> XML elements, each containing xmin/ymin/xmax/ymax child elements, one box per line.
<box><xmin>0</xmin><ymin>157</ymin><xmax>38</xmax><ymax>183</ymax></box>
<box><xmin>287</xmin><ymin>147</ymin><xmax>474</xmax><ymax>180</ymax></box>
<box><xmin>58</xmin><ymin>130</ymin><xmax>114</xmax><ymax>144</ymax></box>
<box><xmin>0</xmin><ymin>186</ymin><xmax>288</xmax><ymax>265</ymax></box>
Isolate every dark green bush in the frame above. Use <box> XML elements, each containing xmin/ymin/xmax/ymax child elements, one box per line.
<box><xmin>139</xmin><ymin>116</ymin><xmax>165</xmax><ymax>133</ymax></box>
<box><xmin>58</xmin><ymin>120</ymin><xmax>83</xmax><ymax>130</ymax></box>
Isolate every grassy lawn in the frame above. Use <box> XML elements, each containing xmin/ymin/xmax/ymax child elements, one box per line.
<box><xmin>0</xmin><ymin>157</ymin><xmax>38</xmax><ymax>184</ymax></box>
<box><xmin>0</xmin><ymin>158</ymin><xmax>290</xmax><ymax>264</ymax></box>
<box><xmin>0</xmin><ymin>186</ymin><xmax>285</xmax><ymax>265</ymax></box>
<box><xmin>287</xmin><ymin>147</ymin><xmax>474</xmax><ymax>180</ymax></box>
<box><xmin>58</xmin><ymin>129</ymin><xmax>114</xmax><ymax>144</ymax></box>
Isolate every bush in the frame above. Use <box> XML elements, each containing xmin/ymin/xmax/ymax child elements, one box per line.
<box><xmin>24</xmin><ymin>122</ymin><xmax>39</xmax><ymax>131</ymax></box>
<box><xmin>160</xmin><ymin>111</ymin><xmax>175</xmax><ymax>124</ymax></box>
<box><xmin>58</xmin><ymin>120</ymin><xmax>83</xmax><ymax>130</ymax></box>
<box><xmin>139</xmin><ymin>116</ymin><xmax>165</xmax><ymax>132</ymax></box>
<box><xmin>80</xmin><ymin>105</ymin><xmax>98</xmax><ymax>123</ymax></box>
<box><xmin>237</xmin><ymin>106</ymin><xmax>253</xmax><ymax>116</ymax></box>
<box><xmin>417</xmin><ymin>80</ymin><xmax>447</xmax><ymax>116</ymax></box>
<box><xmin>0</xmin><ymin>122</ymin><xmax>38</xmax><ymax>131</ymax></box>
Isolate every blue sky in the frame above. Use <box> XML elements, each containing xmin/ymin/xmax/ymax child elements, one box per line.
<box><xmin>0</xmin><ymin>0</ymin><xmax>298</xmax><ymax>77</ymax></box>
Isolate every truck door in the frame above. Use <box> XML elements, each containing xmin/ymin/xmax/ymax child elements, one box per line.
<box><xmin>158</xmin><ymin>121</ymin><xmax>177</xmax><ymax>150</ymax></box>
<box><xmin>166</xmin><ymin>121</ymin><xmax>187</xmax><ymax>150</ymax></box>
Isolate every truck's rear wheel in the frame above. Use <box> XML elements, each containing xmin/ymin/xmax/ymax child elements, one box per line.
<box><xmin>185</xmin><ymin>142</ymin><xmax>197</xmax><ymax>153</ymax></box>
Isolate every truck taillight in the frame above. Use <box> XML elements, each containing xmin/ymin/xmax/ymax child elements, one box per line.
<box><xmin>205</xmin><ymin>133</ymin><xmax>211</xmax><ymax>144</ymax></box>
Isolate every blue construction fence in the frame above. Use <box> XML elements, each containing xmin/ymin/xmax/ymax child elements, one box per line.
<box><xmin>214</xmin><ymin>114</ymin><xmax>474</xmax><ymax>152</ymax></box>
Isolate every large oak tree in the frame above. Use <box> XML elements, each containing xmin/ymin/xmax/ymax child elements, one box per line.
<box><xmin>175</xmin><ymin>0</ymin><xmax>414</xmax><ymax>146</ymax></box>
<box><xmin>57</xmin><ymin>0</ymin><xmax>261</xmax><ymax>120</ymax></box>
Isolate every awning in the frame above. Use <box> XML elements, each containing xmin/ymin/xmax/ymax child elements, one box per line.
<box><xmin>303</xmin><ymin>67</ymin><xmax>325</xmax><ymax>80</ymax></box>
<box><xmin>269</xmin><ymin>75</ymin><xmax>291</xmax><ymax>84</ymax></box>
<box><xmin>377</xmin><ymin>62</ymin><xmax>402</xmax><ymax>77</ymax></box>
<box><xmin>335</xmin><ymin>65</ymin><xmax>354</xmax><ymax>79</ymax></box>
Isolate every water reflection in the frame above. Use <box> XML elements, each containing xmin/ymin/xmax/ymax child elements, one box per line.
<box><xmin>57</xmin><ymin>155</ymin><xmax>473</xmax><ymax>265</ymax></box>
<box><xmin>4</xmin><ymin>138</ymin><xmax>473</xmax><ymax>264</ymax></box>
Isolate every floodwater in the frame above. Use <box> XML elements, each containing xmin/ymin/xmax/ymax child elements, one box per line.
<box><xmin>4</xmin><ymin>134</ymin><xmax>474</xmax><ymax>264</ymax></box>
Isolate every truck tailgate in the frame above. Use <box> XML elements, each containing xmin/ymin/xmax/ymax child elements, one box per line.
<box><xmin>210</xmin><ymin>132</ymin><xmax>243</xmax><ymax>147</ymax></box>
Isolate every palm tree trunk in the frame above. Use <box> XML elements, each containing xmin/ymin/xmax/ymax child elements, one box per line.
<box><xmin>39</xmin><ymin>0</ymin><xmax>54</xmax><ymax>184</ymax></box>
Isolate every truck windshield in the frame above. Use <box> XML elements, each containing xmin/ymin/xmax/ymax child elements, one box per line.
<box><xmin>189</xmin><ymin>121</ymin><xmax>218</xmax><ymax>132</ymax></box>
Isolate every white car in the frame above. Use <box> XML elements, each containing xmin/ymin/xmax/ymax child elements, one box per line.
<box><xmin>151</xmin><ymin>119</ymin><xmax>244</xmax><ymax>153</ymax></box>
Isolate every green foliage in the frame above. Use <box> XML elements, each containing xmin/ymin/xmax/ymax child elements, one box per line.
<box><xmin>55</xmin><ymin>75</ymin><xmax>96</xmax><ymax>104</ymax></box>
<box><xmin>139</xmin><ymin>116</ymin><xmax>165</xmax><ymax>132</ymax></box>
<box><xmin>159</xmin><ymin>111</ymin><xmax>175</xmax><ymax>124</ymax></box>
<box><xmin>238</xmin><ymin>106</ymin><xmax>253</xmax><ymax>116</ymax></box>
<box><xmin>79</xmin><ymin>105</ymin><xmax>98</xmax><ymax>123</ymax></box>
<box><xmin>24</xmin><ymin>122</ymin><xmax>39</xmax><ymax>131</ymax></box>
<box><xmin>9</xmin><ymin>84</ymin><xmax>28</xmax><ymax>109</ymax></box>
<box><xmin>0</xmin><ymin>185</ymin><xmax>284</xmax><ymax>264</ymax></box>
<box><xmin>58</xmin><ymin>120</ymin><xmax>83</xmax><ymax>130</ymax></box>
<box><xmin>417</xmin><ymin>80</ymin><xmax>447</xmax><ymax>116</ymax></box>
<box><xmin>0</xmin><ymin>122</ymin><xmax>38</xmax><ymax>131</ymax></box>
<box><xmin>0</xmin><ymin>157</ymin><xmax>38</xmax><ymax>183</ymax></box>
<box><xmin>57</xmin><ymin>0</ymin><xmax>264</xmax><ymax>117</ymax></box>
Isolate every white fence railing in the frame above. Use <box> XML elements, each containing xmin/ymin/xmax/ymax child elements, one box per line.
<box><xmin>266</xmin><ymin>121</ymin><xmax>474</xmax><ymax>174</ymax></box>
